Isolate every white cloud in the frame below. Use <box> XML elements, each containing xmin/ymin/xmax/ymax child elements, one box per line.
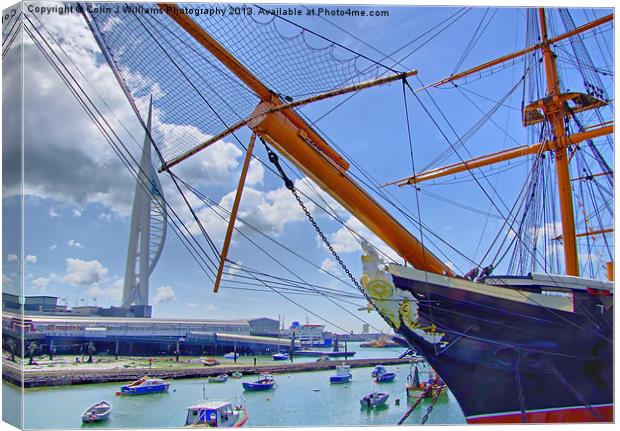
<box><xmin>181</xmin><ymin>180</ymin><xmax>311</xmax><ymax>243</ymax></box>
<box><xmin>246</xmin><ymin>159</ymin><xmax>265</xmax><ymax>186</ymax></box>
<box><xmin>164</xmin><ymin>133</ymin><xmax>243</xmax><ymax>188</ymax></box>
<box><xmin>31</xmin><ymin>277</ymin><xmax>50</xmax><ymax>291</ymax></box>
<box><xmin>3</xmin><ymin>12</ymin><xmax>139</xmax><ymax>216</ymax></box>
<box><xmin>186</xmin><ymin>302</ymin><xmax>216</xmax><ymax>311</ymax></box>
<box><xmin>320</xmin><ymin>258</ymin><xmax>337</xmax><ymax>273</ymax></box>
<box><xmin>153</xmin><ymin>286</ymin><xmax>176</xmax><ymax>304</ymax></box>
<box><xmin>7</xmin><ymin>254</ymin><xmax>18</xmax><ymax>263</ymax></box>
<box><xmin>87</xmin><ymin>279</ymin><xmax>123</xmax><ymax>301</ymax></box>
<box><xmin>328</xmin><ymin>216</ymin><xmax>400</xmax><ymax>262</ymax></box>
<box><xmin>49</xmin><ymin>245</ymin><xmax>57</xmax><ymax>250</ymax></box>
<box><xmin>25</xmin><ymin>255</ymin><xmax>38</xmax><ymax>264</ymax></box>
<box><xmin>48</xmin><ymin>208</ymin><xmax>59</xmax><ymax>217</ymax></box>
<box><xmin>2</xmin><ymin>10</ymin><xmax>251</xmax><ymax>220</ymax></box>
<box><xmin>67</xmin><ymin>239</ymin><xmax>84</xmax><ymax>249</ymax></box>
<box><xmin>62</xmin><ymin>258</ymin><xmax>108</xmax><ymax>286</ymax></box>
<box><xmin>2</xmin><ymin>274</ymin><xmax>12</xmax><ymax>287</ymax></box>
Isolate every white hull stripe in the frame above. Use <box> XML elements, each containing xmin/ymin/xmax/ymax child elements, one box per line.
<box><xmin>388</xmin><ymin>264</ymin><xmax>575</xmax><ymax>312</ymax></box>
<box><xmin>466</xmin><ymin>403</ymin><xmax>614</xmax><ymax>420</ymax></box>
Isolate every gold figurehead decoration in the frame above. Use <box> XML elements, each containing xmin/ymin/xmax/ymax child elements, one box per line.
<box><xmin>360</xmin><ymin>241</ymin><xmax>445</xmax><ymax>344</ymax></box>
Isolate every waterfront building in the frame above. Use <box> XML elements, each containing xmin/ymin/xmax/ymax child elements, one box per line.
<box><xmin>247</xmin><ymin>317</ymin><xmax>279</xmax><ymax>337</ymax></box>
<box><xmin>23</xmin><ymin>296</ymin><xmax>62</xmax><ymax>313</ymax></box>
<box><xmin>2</xmin><ymin>312</ymin><xmax>290</xmax><ymax>356</ymax></box>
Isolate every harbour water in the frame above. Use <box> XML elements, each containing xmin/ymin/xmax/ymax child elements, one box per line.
<box><xmin>9</xmin><ymin>345</ymin><xmax>466</xmax><ymax>428</ymax></box>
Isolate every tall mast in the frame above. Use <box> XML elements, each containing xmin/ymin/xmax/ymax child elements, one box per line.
<box><xmin>538</xmin><ymin>8</ymin><xmax>579</xmax><ymax>276</ymax></box>
<box><xmin>390</xmin><ymin>11</ymin><xmax>613</xmax><ymax>276</ymax></box>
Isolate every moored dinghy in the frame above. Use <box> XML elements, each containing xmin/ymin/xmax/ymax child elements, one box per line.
<box><xmin>242</xmin><ymin>374</ymin><xmax>275</xmax><ymax>391</ymax></box>
<box><xmin>371</xmin><ymin>365</ymin><xmax>396</xmax><ymax>383</ymax></box>
<box><xmin>81</xmin><ymin>400</ymin><xmax>112</xmax><ymax>423</ymax></box>
<box><xmin>208</xmin><ymin>374</ymin><xmax>228</xmax><ymax>383</ymax></box>
<box><xmin>118</xmin><ymin>376</ymin><xmax>170</xmax><ymax>395</ymax></box>
<box><xmin>272</xmin><ymin>352</ymin><xmax>289</xmax><ymax>361</ymax></box>
<box><xmin>329</xmin><ymin>364</ymin><xmax>352</xmax><ymax>384</ymax></box>
<box><xmin>370</xmin><ymin>365</ymin><xmax>386</xmax><ymax>378</ymax></box>
<box><xmin>360</xmin><ymin>392</ymin><xmax>389</xmax><ymax>409</ymax></box>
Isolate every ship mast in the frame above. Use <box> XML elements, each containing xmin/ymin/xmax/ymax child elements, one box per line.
<box><xmin>389</xmin><ymin>9</ymin><xmax>613</xmax><ymax>277</ymax></box>
<box><xmin>537</xmin><ymin>8</ymin><xmax>578</xmax><ymax>276</ymax></box>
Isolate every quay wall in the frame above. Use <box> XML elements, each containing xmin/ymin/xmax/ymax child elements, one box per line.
<box><xmin>3</xmin><ymin>357</ymin><xmax>419</xmax><ymax>388</ymax></box>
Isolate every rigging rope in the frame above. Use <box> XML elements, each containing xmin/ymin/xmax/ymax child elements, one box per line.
<box><xmin>262</xmin><ymin>139</ymin><xmax>397</xmax><ymax>330</ymax></box>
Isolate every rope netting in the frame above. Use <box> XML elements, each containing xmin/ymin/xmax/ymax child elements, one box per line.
<box><xmin>86</xmin><ymin>2</ymin><xmax>391</xmax><ymax>165</ymax></box>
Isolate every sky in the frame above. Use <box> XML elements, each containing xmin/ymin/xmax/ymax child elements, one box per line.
<box><xmin>1</xmin><ymin>1</ymin><xmax>614</xmax><ymax>333</ymax></box>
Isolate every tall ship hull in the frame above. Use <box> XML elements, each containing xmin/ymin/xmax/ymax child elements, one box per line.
<box><xmin>361</xmin><ymin>251</ymin><xmax>613</xmax><ymax>423</ymax></box>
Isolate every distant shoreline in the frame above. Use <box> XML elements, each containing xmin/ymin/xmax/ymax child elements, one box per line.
<box><xmin>3</xmin><ymin>357</ymin><xmax>417</xmax><ymax>388</ymax></box>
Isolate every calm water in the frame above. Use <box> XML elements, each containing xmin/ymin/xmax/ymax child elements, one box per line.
<box><xmin>9</xmin><ymin>345</ymin><xmax>466</xmax><ymax>429</ymax></box>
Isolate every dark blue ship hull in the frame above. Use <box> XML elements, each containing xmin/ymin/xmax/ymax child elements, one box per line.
<box><xmin>390</xmin><ymin>273</ymin><xmax>613</xmax><ymax>423</ymax></box>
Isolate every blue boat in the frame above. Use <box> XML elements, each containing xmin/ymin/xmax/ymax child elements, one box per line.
<box><xmin>242</xmin><ymin>374</ymin><xmax>275</xmax><ymax>391</ymax></box>
<box><xmin>118</xmin><ymin>376</ymin><xmax>170</xmax><ymax>395</ymax></box>
<box><xmin>329</xmin><ymin>364</ymin><xmax>352</xmax><ymax>384</ymax></box>
<box><xmin>272</xmin><ymin>352</ymin><xmax>289</xmax><ymax>361</ymax></box>
<box><xmin>370</xmin><ymin>365</ymin><xmax>387</xmax><ymax>377</ymax></box>
<box><xmin>375</xmin><ymin>372</ymin><xmax>396</xmax><ymax>383</ymax></box>
<box><xmin>371</xmin><ymin>365</ymin><xmax>396</xmax><ymax>383</ymax></box>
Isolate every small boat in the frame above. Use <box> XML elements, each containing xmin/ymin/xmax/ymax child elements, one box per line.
<box><xmin>272</xmin><ymin>352</ymin><xmax>289</xmax><ymax>361</ymax></box>
<box><xmin>224</xmin><ymin>352</ymin><xmax>239</xmax><ymax>360</ymax></box>
<box><xmin>118</xmin><ymin>376</ymin><xmax>170</xmax><ymax>395</ymax></box>
<box><xmin>231</xmin><ymin>372</ymin><xmax>243</xmax><ymax>379</ymax></box>
<box><xmin>370</xmin><ymin>365</ymin><xmax>387</xmax><ymax>377</ymax></box>
<box><xmin>208</xmin><ymin>374</ymin><xmax>228</xmax><ymax>383</ymax></box>
<box><xmin>360</xmin><ymin>392</ymin><xmax>389</xmax><ymax>409</ymax></box>
<box><xmin>375</xmin><ymin>372</ymin><xmax>396</xmax><ymax>383</ymax></box>
<box><xmin>81</xmin><ymin>400</ymin><xmax>112</xmax><ymax>423</ymax></box>
<box><xmin>202</xmin><ymin>358</ymin><xmax>220</xmax><ymax>367</ymax></box>
<box><xmin>370</xmin><ymin>364</ymin><xmax>395</xmax><ymax>382</ymax></box>
<box><xmin>329</xmin><ymin>364</ymin><xmax>352</xmax><ymax>384</ymax></box>
<box><xmin>360</xmin><ymin>338</ymin><xmax>400</xmax><ymax>348</ymax></box>
<box><xmin>242</xmin><ymin>374</ymin><xmax>275</xmax><ymax>391</ymax></box>
<box><xmin>406</xmin><ymin>364</ymin><xmax>448</xmax><ymax>399</ymax></box>
<box><xmin>185</xmin><ymin>399</ymin><xmax>248</xmax><ymax>427</ymax></box>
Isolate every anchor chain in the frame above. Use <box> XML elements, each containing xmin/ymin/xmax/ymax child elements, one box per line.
<box><xmin>397</xmin><ymin>386</ymin><xmax>433</xmax><ymax>425</ymax></box>
<box><xmin>420</xmin><ymin>385</ymin><xmax>444</xmax><ymax>425</ymax></box>
<box><xmin>262</xmin><ymin>141</ymin><xmax>372</xmax><ymax>304</ymax></box>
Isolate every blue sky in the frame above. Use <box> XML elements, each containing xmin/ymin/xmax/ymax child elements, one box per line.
<box><xmin>2</xmin><ymin>2</ymin><xmax>614</xmax><ymax>333</ymax></box>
